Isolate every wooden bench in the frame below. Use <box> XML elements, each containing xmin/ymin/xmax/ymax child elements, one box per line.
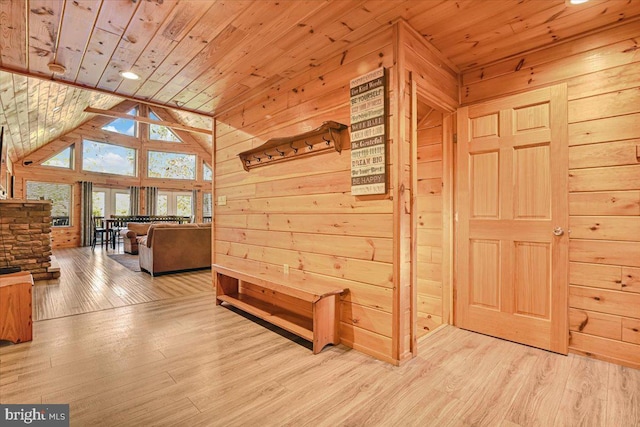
<box><xmin>213</xmin><ymin>264</ymin><xmax>347</xmax><ymax>354</ymax></box>
<box><xmin>0</xmin><ymin>271</ymin><xmax>34</xmax><ymax>344</ymax></box>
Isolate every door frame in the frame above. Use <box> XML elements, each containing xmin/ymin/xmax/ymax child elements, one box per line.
<box><xmin>409</xmin><ymin>79</ymin><xmax>456</xmax><ymax>355</ymax></box>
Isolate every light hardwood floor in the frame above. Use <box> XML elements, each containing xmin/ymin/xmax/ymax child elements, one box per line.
<box><xmin>33</xmin><ymin>247</ymin><xmax>213</xmax><ymax>320</ymax></box>
<box><xmin>1</xmin><ymin>249</ymin><xmax>638</xmax><ymax>426</ymax></box>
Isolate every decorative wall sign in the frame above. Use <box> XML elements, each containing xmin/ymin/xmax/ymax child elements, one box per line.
<box><xmin>350</xmin><ymin>67</ymin><xmax>386</xmax><ymax>196</ymax></box>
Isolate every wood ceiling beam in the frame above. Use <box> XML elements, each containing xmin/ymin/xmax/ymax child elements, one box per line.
<box><xmin>84</xmin><ymin>107</ymin><xmax>211</xmax><ymax>136</ymax></box>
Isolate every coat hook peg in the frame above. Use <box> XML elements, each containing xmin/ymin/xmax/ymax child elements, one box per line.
<box><xmin>275</xmin><ymin>147</ymin><xmax>285</xmax><ymax>156</ymax></box>
<box><xmin>323</xmin><ymin>134</ymin><xmax>331</xmax><ymax>145</ymax></box>
<box><xmin>245</xmin><ymin>159</ymin><xmax>251</xmax><ymax>166</ymax></box>
<box><xmin>264</xmin><ymin>151</ymin><xmax>273</xmax><ymax>160</ymax></box>
<box><xmin>305</xmin><ymin>140</ymin><xmax>313</xmax><ymax>150</ymax></box>
<box><xmin>253</xmin><ymin>155</ymin><xmax>262</xmax><ymax>162</ymax></box>
<box><xmin>289</xmin><ymin>143</ymin><xmax>298</xmax><ymax>154</ymax></box>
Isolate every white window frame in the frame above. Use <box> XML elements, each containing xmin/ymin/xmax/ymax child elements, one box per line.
<box><xmin>93</xmin><ymin>187</ymin><xmax>131</xmax><ymax>218</ymax></box>
<box><xmin>157</xmin><ymin>191</ymin><xmax>192</xmax><ymax>217</ymax></box>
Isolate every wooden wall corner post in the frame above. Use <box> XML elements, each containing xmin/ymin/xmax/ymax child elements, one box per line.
<box><xmin>211</xmin><ymin>118</ymin><xmax>217</xmax><ymax>292</ymax></box>
<box><xmin>312</xmin><ymin>294</ymin><xmax>340</xmax><ymax>354</ymax></box>
<box><xmin>392</xmin><ymin>21</ymin><xmax>414</xmax><ymax>364</ymax></box>
<box><xmin>410</xmin><ymin>75</ymin><xmax>418</xmax><ymax>357</ymax></box>
<box><xmin>215</xmin><ymin>272</ymin><xmax>238</xmax><ymax>306</ymax></box>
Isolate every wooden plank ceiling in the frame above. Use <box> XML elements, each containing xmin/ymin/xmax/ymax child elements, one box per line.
<box><xmin>1</xmin><ymin>0</ymin><xmax>640</xmax><ymax>163</ymax></box>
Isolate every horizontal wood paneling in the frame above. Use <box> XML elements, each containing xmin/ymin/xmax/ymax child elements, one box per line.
<box><xmin>569</xmin><ymin>165</ymin><xmax>640</xmax><ymax>192</ymax></box>
<box><xmin>569</xmin><ymin>262</ymin><xmax>622</xmax><ymax>291</ymax></box>
<box><xmin>622</xmin><ymin>318</ymin><xmax>640</xmax><ymax>345</ymax></box>
<box><xmin>569</xmin><ymin>191</ymin><xmax>640</xmax><ymax>216</ymax></box>
<box><xmin>461</xmin><ymin>22</ymin><xmax>640</xmax><ymax>105</ymax></box>
<box><xmin>341</xmin><ymin>303</ymin><xmax>393</xmax><ymax>337</ymax></box>
<box><xmin>570</xmin><ymin>332</ymin><xmax>640</xmax><ymax>369</ymax></box>
<box><xmin>569</xmin><ymin>285</ymin><xmax>640</xmax><ymax>319</ymax></box>
<box><xmin>462</xmin><ymin>23</ymin><xmax>640</xmax><ymax>368</ymax></box>
<box><xmin>569</xmin><ymin>113</ymin><xmax>640</xmax><ymax>147</ymax></box>
<box><xmin>622</xmin><ymin>267</ymin><xmax>640</xmax><ymax>294</ymax></box>
<box><xmin>215</xmin><ymin>228</ymin><xmax>392</xmax><ymax>263</ymax></box>
<box><xmin>569</xmin><ymin>139</ymin><xmax>640</xmax><ymax>170</ymax></box>
<box><xmin>216</xmin><ymin>192</ymin><xmax>390</xmax><ymax>215</ymax></box>
<box><xmin>339</xmin><ymin>321</ymin><xmax>394</xmax><ymax>364</ymax></box>
<box><xmin>215</xmin><ymin>241</ymin><xmax>393</xmax><ymax>288</ymax></box>
<box><xmin>569</xmin><ymin>308</ymin><xmax>622</xmax><ymax>341</ymax></box>
<box><xmin>461</xmin><ymin>19</ymin><xmax>640</xmax><ymax>87</ymax></box>
<box><xmin>570</xmin><ymin>240</ymin><xmax>640</xmax><ymax>268</ymax></box>
<box><xmin>214</xmin><ymin>28</ymin><xmax>396</xmax><ymax>361</ymax></box>
<box><xmin>416</xmin><ymin>114</ymin><xmax>444</xmax><ymax>339</ymax></box>
<box><xmin>570</xmin><ymin>217</ymin><xmax>640</xmax><ymax>242</ymax></box>
<box><xmin>568</xmin><ymin>87</ymin><xmax>640</xmax><ymax>123</ymax></box>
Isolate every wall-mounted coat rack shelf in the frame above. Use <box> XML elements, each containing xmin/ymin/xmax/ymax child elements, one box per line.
<box><xmin>238</xmin><ymin>121</ymin><xmax>348</xmax><ymax>171</ymax></box>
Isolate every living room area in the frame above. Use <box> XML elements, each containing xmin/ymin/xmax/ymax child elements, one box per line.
<box><xmin>1</xmin><ymin>99</ymin><xmax>215</xmax><ymax>322</ymax></box>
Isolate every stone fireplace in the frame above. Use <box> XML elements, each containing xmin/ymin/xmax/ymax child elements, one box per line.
<box><xmin>0</xmin><ymin>200</ymin><xmax>60</xmax><ymax>281</ymax></box>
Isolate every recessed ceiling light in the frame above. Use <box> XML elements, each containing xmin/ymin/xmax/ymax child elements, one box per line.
<box><xmin>120</xmin><ymin>71</ymin><xmax>140</xmax><ymax>80</ymax></box>
<box><xmin>569</xmin><ymin>0</ymin><xmax>589</xmax><ymax>4</ymax></box>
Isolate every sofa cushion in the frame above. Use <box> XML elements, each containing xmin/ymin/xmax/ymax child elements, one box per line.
<box><xmin>127</xmin><ymin>222</ymin><xmax>151</xmax><ymax>236</ymax></box>
<box><xmin>145</xmin><ymin>222</ymin><xmax>203</xmax><ymax>247</ymax></box>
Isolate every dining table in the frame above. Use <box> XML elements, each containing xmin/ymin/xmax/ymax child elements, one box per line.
<box><xmin>103</xmin><ymin>218</ymin><xmax>129</xmax><ymax>249</ymax></box>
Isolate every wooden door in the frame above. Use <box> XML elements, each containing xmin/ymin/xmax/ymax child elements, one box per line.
<box><xmin>456</xmin><ymin>85</ymin><xmax>569</xmax><ymax>354</ymax></box>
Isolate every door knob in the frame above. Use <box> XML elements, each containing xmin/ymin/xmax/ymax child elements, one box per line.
<box><xmin>553</xmin><ymin>227</ymin><xmax>564</xmax><ymax>236</ymax></box>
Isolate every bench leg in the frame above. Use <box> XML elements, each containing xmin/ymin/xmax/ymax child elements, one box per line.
<box><xmin>216</xmin><ymin>273</ymin><xmax>238</xmax><ymax>306</ymax></box>
<box><xmin>312</xmin><ymin>294</ymin><xmax>340</xmax><ymax>354</ymax></box>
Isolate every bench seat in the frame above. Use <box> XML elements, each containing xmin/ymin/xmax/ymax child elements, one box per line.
<box><xmin>213</xmin><ymin>264</ymin><xmax>347</xmax><ymax>354</ymax></box>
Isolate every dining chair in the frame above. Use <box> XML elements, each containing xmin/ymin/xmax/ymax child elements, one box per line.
<box><xmin>91</xmin><ymin>216</ymin><xmax>111</xmax><ymax>251</ymax></box>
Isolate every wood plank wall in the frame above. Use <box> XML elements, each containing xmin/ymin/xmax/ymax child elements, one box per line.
<box><xmin>213</xmin><ymin>27</ymin><xmax>397</xmax><ymax>363</ymax></box>
<box><xmin>416</xmin><ymin>111</ymin><xmax>445</xmax><ymax>338</ymax></box>
<box><xmin>212</xmin><ymin>22</ymin><xmax>459</xmax><ymax>364</ymax></box>
<box><xmin>12</xmin><ymin>102</ymin><xmax>212</xmax><ymax>248</ymax></box>
<box><xmin>461</xmin><ymin>19</ymin><xmax>640</xmax><ymax>369</ymax></box>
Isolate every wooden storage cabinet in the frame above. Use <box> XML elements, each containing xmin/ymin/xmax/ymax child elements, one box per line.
<box><xmin>213</xmin><ymin>265</ymin><xmax>346</xmax><ymax>354</ymax></box>
<box><xmin>0</xmin><ymin>271</ymin><xmax>34</xmax><ymax>344</ymax></box>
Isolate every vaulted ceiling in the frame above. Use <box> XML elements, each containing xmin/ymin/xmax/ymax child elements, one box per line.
<box><xmin>1</xmin><ymin>0</ymin><xmax>639</xmax><ymax>163</ymax></box>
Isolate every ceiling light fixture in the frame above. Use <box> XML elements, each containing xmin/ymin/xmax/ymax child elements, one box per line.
<box><xmin>568</xmin><ymin>0</ymin><xmax>589</xmax><ymax>4</ymax></box>
<box><xmin>120</xmin><ymin>71</ymin><xmax>140</xmax><ymax>80</ymax></box>
<box><xmin>47</xmin><ymin>62</ymin><xmax>66</xmax><ymax>74</ymax></box>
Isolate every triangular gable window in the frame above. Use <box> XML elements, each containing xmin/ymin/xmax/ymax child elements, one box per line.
<box><xmin>42</xmin><ymin>146</ymin><xmax>73</xmax><ymax>169</ymax></box>
<box><xmin>149</xmin><ymin>110</ymin><xmax>181</xmax><ymax>142</ymax></box>
<box><xmin>101</xmin><ymin>108</ymin><xmax>138</xmax><ymax>137</ymax></box>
